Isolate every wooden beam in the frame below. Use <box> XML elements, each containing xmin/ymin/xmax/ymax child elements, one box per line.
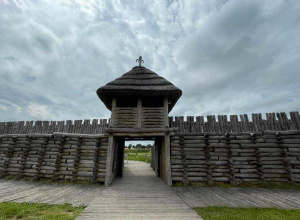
<box><xmin>155</xmin><ymin>140</ymin><xmax>159</xmax><ymax>177</ymax></box>
<box><xmin>110</xmin><ymin>98</ymin><xmax>117</xmax><ymax>127</ymax></box>
<box><xmin>53</xmin><ymin>132</ymin><xmax>105</xmax><ymax>138</ymax></box>
<box><xmin>137</xmin><ymin>98</ymin><xmax>142</xmax><ymax>128</ymax></box>
<box><xmin>105</xmin><ymin>127</ymin><xmax>178</xmax><ymax>133</ymax></box>
<box><xmin>108</xmin><ymin>132</ymin><xmax>166</xmax><ymax>137</ymax></box>
<box><xmin>164</xmin><ymin>96</ymin><xmax>169</xmax><ymax>128</ymax></box>
<box><xmin>105</xmin><ymin>135</ymin><xmax>115</xmax><ymax>186</ymax></box>
<box><xmin>164</xmin><ymin>134</ymin><xmax>172</xmax><ymax>185</ymax></box>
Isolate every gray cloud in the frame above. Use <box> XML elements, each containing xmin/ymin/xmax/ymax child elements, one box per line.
<box><xmin>0</xmin><ymin>0</ymin><xmax>299</xmax><ymax>123</ymax></box>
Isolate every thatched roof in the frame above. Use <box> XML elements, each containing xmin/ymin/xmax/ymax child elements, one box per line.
<box><xmin>97</xmin><ymin>66</ymin><xmax>182</xmax><ymax>112</ymax></box>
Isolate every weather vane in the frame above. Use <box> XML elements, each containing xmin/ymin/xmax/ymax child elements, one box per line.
<box><xmin>136</xmin><ymin>56</ymin><xmax>144</xmax><ymax>66</ymax></box>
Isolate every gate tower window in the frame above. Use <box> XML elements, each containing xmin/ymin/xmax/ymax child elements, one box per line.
<box><xmin>142</xmin><ymin>96</ymin><xmax>164</xmax><ymax>107</ymax></box>
<box><xmin>116</xmin><ymin>97</ymin><xmax>138</xmax><ymax>107</ymax></box>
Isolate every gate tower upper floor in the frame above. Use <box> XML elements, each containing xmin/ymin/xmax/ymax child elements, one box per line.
<box><xmin>96</xmin><ymin>57</ymin><xmax>182</xmax><ymax>129</ymax></box>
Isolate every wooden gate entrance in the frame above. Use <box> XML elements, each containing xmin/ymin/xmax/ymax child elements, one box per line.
<box><xmin>103</xmin><ymin>129</ymin><xmax>176</xmax><ymax>186</ymax></box>
<box><xmin>96</xmin><ymin>60</ymin><xmax>182</xmax><ymax>186</ymax></box>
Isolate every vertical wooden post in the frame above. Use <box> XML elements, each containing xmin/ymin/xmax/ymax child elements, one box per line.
<box><xmin>117</xmin><ymin>138</ymin><xmax>125</xmax><ymax>177</ymax></box>
<box><xmin>137</xmin><ymin>98</ymin><xmax>142</xmax><ymax>128</ymax></box>
<box><xmin>155</xmin><ymin>140</ymin><xmax>159</xmax><ymax>177</ymax></box>
<box><xmin>164</xmin><ymin>133</ymin><xmax>172</xmax><ymax>186</ymax></box>
<box><xmin>110</xmin><ymin>98</ymin><xmax>117</xmax><ymax>127</ymax></box>
<box><xmin>105</xmin><ymin>135</ymin><xmax>115</xmax><ymax>186</ymax></box>
<box><xmin>164</xmin><ymin>96</ymin><xmax>169</xmax><ymax>128</ymax></box>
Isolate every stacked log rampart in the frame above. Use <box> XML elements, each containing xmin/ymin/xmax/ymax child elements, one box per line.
<box><xmin>170</xmin><ymin>130</ymin><xmax>300</xmax><ymax>184</ymax></box>
<box><xmin>0</xmin><ymin>133</ymin><xmax>108</xmax><ymax>183</ymax></box>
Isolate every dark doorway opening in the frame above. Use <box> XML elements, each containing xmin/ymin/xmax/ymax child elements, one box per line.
<box><xmin>112</xmin><ymin>136</ymin><xmax>165</xmax><ymax>180</ymax></box>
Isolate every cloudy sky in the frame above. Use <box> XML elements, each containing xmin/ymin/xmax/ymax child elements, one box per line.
<box><xmin>0</xmin><ymin>0</ymin><xmax>299</xmax><ymax>123</ymax></box>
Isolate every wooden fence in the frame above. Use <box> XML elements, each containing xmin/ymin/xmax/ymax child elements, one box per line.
<box><xmin>0</xmin><ymin>111</ymin><xmax>299</xmax><ymax>134</ymax></box>
<box><xmin>169</xmin><ymin>111</ymin><xmax>300</xmax><ymax>133</ymax></box>
<box><xmin>0</xmin><ymin>119</ymin><xmax>110</xmax><ymax>134</ymax></box>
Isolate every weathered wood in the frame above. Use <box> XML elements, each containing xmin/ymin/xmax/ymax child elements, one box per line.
<box><xmin>171</xmin><ymin>130</ymin><xmax>300</xmax><ymax>185</ymax></box>
<box><xmin>105</xmin><ymin>135</ymin><xmax>114</xmax><ymax>186</ymax></box>
<box><xmin>164</xmin><ymin>96</ymin><xmax>169</xmax><ymax>128</ymax></box>
<box><xmin>0</xmin><ymin>134</ymin><xmax>107</xmax><ymax>183</ymax></box>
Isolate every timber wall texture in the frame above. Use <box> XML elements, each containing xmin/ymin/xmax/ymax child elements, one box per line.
<box><xmin>169</xmin><ymin>111</ymin><xmax>300</xmax><ymax>133</ymax></box>
<box><xmin>0</xmin><ymin>133</ymin><xmax>108</xmax><ymax>183</ymax></box>
<box><xmin>170</xmin><ymin>130</ymin><xmax>300</xmax><ymax>184</ymax></box>
<box><xmin>0</xmin><ymin>119</ymin><xmax>110</xmax><ymax>134</ymax></box>
<box><xmin>0</xmin><ymin>111</ymin><xmax>299</xmax><ymax>134</ymax></box>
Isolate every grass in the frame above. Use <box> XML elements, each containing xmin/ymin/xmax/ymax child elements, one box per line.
<box><xmin>4</xmin><ymin>176</ymin><xmax>103</xmax><ymax>186</ymax></box>
<box><xmin>194</xmin><ymin>207</ymin><xmax>300</xmax><ymax>220</ymax></box>
<box><xmin>173</xmin><ymin>181</ymin><xmax>300</xmax><ymax>189</ymax></box>
<box><xmin>124</xmin><ymin>153</ymin><xmax>151</xmax><ymax>163</ymax></box>
<box><xmin>0</xmin><ymin>202</ymin><xmax>85</xmax><ymax>220</ymax></box>
<box><xmin>125</xmin><ymin>148</ymin><xmax>151</xmax><ymax>154</ymax></box>
<box><xmin>124</xmin><ymin>149</ymin><xmax>151</xmax><ymax>164</ymax></box>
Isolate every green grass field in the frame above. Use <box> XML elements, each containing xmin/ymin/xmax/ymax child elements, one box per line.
<box><xmin>194</xmin><ymin>207</ymin><xmax>300</xmax><ymax>220</ymax></box>
<box><xmin>124</xmin><ymin>149</ymin><xmax>151</xmax><ymax>164</ymax></box>
<box><xmin>124</xmin><ymin>148</ymin><xmax>151</xmax><ymax>154</ymax></box>
<box><xmin>0</xmin><ymin>202</ymin><xmax>84</xmax><ymax>220</ymax></box>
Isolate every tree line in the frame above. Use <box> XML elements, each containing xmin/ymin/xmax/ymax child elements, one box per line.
<box><xmin>126</xmin><ymin>144</ymin><xmax>152</xmax><ymax>150</ymax></box>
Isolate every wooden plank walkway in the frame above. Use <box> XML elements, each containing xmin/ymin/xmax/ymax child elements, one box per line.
<box><xmin>174</xmin><ymin>186</ymin><xmax>300</xmax><ymax>209</ymax></box>
<box><xmin>2</xmin><ymin>161</ymin><xmax>300</xmax><ymax>219</ymax></box>
<box><xmin>0</xmin><ymin>179</ymin><xmax>105</xmax><ymax>206</ymax></box>
<box><xmin>77</xmin><ymin>161</ymin><xmax>201</xmax><ymax>220</ymax></box>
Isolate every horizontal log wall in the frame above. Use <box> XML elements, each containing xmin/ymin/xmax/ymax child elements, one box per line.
<box><xmin>0</xmin><ymin>133</ymin><xmax>108</xmax><ymax>183</ymax></box>
<box><xmin>169</xmin><ymin>111</ymin><xmax>300</xmax><ymax>133</ymax></box>
<box><xmin>171</xmin><ymin>130</ymin><xmax>300</xmax><ymax>184</ymax></box>
<box><xmin>142</xmin><ymin>107</ymin><xmax>164</xmax><ymax>128</ymax></box>
<box><xmin>115</xmin><ymin>107</ymin><xmax>138</xmax><ymax>128</ymax></box>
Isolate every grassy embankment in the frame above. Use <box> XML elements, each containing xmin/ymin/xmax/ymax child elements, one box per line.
<box><xmin>0</xmin><ymin>202</ymin><xmax>84</xmax><ymax>220</ymax></box>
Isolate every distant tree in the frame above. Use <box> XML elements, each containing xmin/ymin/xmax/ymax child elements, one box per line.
<box><xmin>136</xmin><ymin>144</ymin><xmax>142</xmax><ymax>149</ymax></box>
<box><xmin>128</xmin><ymin>144</ymin><xmax>132</xmax><ymax>150</ymax></box>
<box><xmin>146</xmin><ymin>144</ymin><xmax>152</xmax><ymax>149</ymax></box>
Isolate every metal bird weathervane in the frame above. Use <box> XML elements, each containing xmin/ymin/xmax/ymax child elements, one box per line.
<box><xmin>136</xmin><ymin>56</ymin><xmax>144</xmax><ymax>66</ymax></box>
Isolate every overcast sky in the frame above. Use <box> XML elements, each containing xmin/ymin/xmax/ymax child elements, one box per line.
<box><xmin>0</xmin><ymin>0</ymin><xmax>299</xmax><ymax>123</ymax></box>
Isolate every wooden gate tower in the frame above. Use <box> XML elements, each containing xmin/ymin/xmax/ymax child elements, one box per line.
<box><xmin>97</xmin><ymin>57</ymin><xmax>182</xmax><ymax>186</ymax></box>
